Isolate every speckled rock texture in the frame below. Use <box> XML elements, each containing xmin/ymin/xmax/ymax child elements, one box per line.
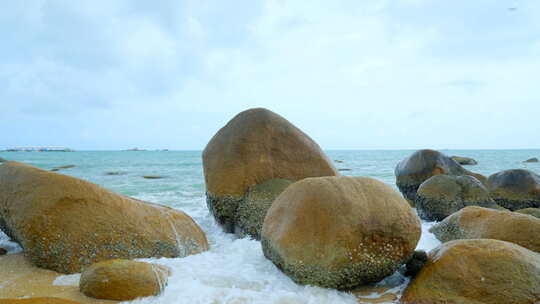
<box><xmin>416</xmin><ymin>175</ymin><xmax>498</xmax><ymax>221</ymax></box>
<box><xmin>203</xmin><ymin>108</ymin><xmax>338</xmax><ymax>235</ymax></box>
<box><xmin>487</xmin><ymin>169</ymin><xmax>540</xmax><ymax>210</ymax></box>
<box><xmin>0</xmin><ymin>161</ymin><xmax>209</xmax><ymax>274</ymax></box>
<box><xmin>261</xmin><ymin>176</ymin><xmax>421</xmax><ymax>289</ymax></box>
<box><xmin>430</xmin><ymin>206</ymin><xmax>540</xmax><ymax>253</ymax></box>
<box><xmin>401</xmin><ymin>239</ymin><xmax>540</xmax><ymax>304</ymax></box>
<box><xmin>80</xmin><ymin>259</ymin><xmax>169</xmax><ymax>301</ymax></box>
<box><xmin>450</xmin><ymin>156</ymin><xmax>477</xmax><ymax>165</ymax></box>
<box><xmin>236</xmin><ymin>179</ymin><xmax>293</xmax><ymax>239</ymax></box>
<box><xmin>515</xmin><ymin>208</ymin><xmax>540</xmax><ymax>219</ymax></box>
<box><xmin>395</xmin><ymin>149</ymin><xmax>486</xmax><ymax>204</ymax></box>
<box><xmin>0</xmin><ymin>298</ymin><xmax>82</xmax><ymax>304</ymax></box>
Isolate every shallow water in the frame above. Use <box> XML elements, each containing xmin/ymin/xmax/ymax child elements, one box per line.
<box><xmin>1</xmin><ymin>150</ymin><xmax>539</xmax><ymax>303</ymax></box>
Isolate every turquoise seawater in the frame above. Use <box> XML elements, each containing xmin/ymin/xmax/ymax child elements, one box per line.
<box><xmin>0</xmin><ymin>150</ymin><xmax>539</xmax><ymax>303</ymax></box>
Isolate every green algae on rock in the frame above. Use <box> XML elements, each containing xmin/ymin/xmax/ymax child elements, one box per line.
<box><xmin>487</xmin><ymin>169</ymin><xmax>540</xmax><ymax>210</ymax></box>
<box><xmin>261</xmin><ymin>176</ymin><xmax>420</xmax><ymax>289</ymax></box>
<box><xmin>236</xmin><ymin>179</ymin><xmax>293</xmax><ymax>239</ymax></box>
<box><xmin>416</xmin><ymin>174</ymin><xmax>498</xmax><ymax>221</ymax></box>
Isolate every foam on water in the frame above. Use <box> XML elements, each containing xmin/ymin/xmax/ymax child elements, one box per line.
<box><xmin>0</xmin><ymin>150</ymin><xmax>538</xmax><ymax>303</ymax></box>
<box><xmin>53</xmin><ymin>273</ymin><xmax>81</xmax><ymax>286</ymax></box>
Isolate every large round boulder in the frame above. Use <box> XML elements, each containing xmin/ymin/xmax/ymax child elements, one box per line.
<box><xmin>0</xmin><ymin>161</ymin><xmax>209</xmax><ymax>273</ymax></box>
<box><xmin>487</xmin><ymin>169</ymin><xmax>540</xmax><ymax>210</ymax></box>
<box><xmin>401</xmin><ymin>239</ymin><xmax>540</xmax><ymax>304</ymax></box>
<box><xmin>395</xmin><ymin>149</ymin><xmax>486</xmax><ymax>203</ymax></box>
<box><xmin>429</xmin><ymin>206</ymin><xmax>540</xmax><ymax>253</ymax></box>
<box><xmin>80</xmin><ymin>259</ymin><xmax>169</xmax><ymax>301</ymax></box>
<box><xmin>416</xmin><ymin>175</ymin><xmax>499</xmax><ymax>221</ymax></box>
<box><xmin>451</xmin><ymin>155</ymin><xmax>477</xmax><ymax>165</ymax></box>
<box><xmin>261</xmin><ymin>176</ymin><xmax>421</xmax><ymax>289</ymax></box>
<box><xmin>203</xmin><ymin>108</ymin><xmax>338</xmax><ymax>237</ymax></box>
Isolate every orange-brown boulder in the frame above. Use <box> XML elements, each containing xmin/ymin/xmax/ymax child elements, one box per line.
<box><xmin>203</xmin><ymin>108</ymin><xmax>338</xmax><ymax>237</ymax></box>
<box><xmin>0</xmin><ymin>298</ymin><xmax>81</xmax><ymax>304</ymax></box>
<box><xmin>401</xmin><ymin>239</ymin><xmax>540</xmax><ymax>304</ymax></box>
<box><xmin>395</xmin><ymin>149</ymin><xmax>486</xmax><ymax>204</ymax></box>
<box><xmin>429</xmin><ymin>206</ymin><xmax>540</xmax><ymax>253</ymax></box>
<box><xmin>0</xmin><ymin>161</ymin><xmax>209</xmax><ymax>274</ymax></box>
<box><xmin>79</xmin><ymin>259</ymin><xmax>169</xmax><ymax>301</ymax></box>
<box><xmin>261</xmin><ymin>176</ymin><xmax>421</xmax><ymax>289</ymax></box>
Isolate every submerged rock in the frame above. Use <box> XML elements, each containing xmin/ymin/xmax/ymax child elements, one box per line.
<box><xmin>338</xmin><ymin>168</ymin><xmax>352</xmax><ymax>171</ymax></box>
<box><xmin>430</xmin><ymin>206</ymin><xmax>540</xmax><ymax>253</ymax></box>
<box><xmin>50</xmin><ymin>165</ymin><xmax>75</xmax><ymax>172</ymax></box>
<box><xmin>401</xmin><ymin>239</ymin><xmax>540</xmax><ymax>304</ymax></box>
<box><xmin>203</xmin><ymin>108</ymin><xmax>338</xmax><ymax>237</ymax></box>
<box><xmin>0</xmin><ymin>157</ymin><xmax>6</xmax><ymax>162</ymax></box>
<box><xmin>80</xmin><ymin>259</ymin><xmax>170</xmax><ymax>301</ymax></box>
<box><xmin>261</xmin><ymin>176</ymin><xmax>421</xmax><ymax>289</ymax></box>
<box><xmin>487</xmin><ymin>169</ymin><xmax>540</xmax><ymax>210</ymax></box>
<box><xmin>142</xmin><ymin>175</ymin><xmax>164</xmax><ymax>179</ymax></box>
<box><xmin>515</xmin><ymin>207</ymin><xmax>540</xmax><ymax>219</ymax></box>
<box><xmin>416</xmin><ymin>175</ymin><xmax>498</xmax><ymax>221</ymax></box>
<box><xmin>395</xmin><ymin>149</ymin><xmax>486</xmax><ymax>204</ymax></box>
<box><xmin>0</xmin><ymin>161</ymin><xmax>209</xmax><ymax>273</ymax></box>
<box><xmin>524</xmin><ymin>157</ymin><xmax>539</xmax><ymax>163</ymax></box>
<box><xmin>105</xmin><ymin>171</ymin><xmax>127</xmax><ymax>176</ymax></box>
<box><xmin>451</xmin><ymin>156</ymin><xmax>478</xmax><ymax>165</ymax></box>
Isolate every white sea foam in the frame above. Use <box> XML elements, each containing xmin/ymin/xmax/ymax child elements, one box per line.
<box><xmin>0</xmin><ymin>230</ymin><xmax>22</xmax><ymax>254</ymax></box>
<box><xmin>53</xmin><ymin>273</ymin><xmax>81</xmax><ymax>286</ymax></box>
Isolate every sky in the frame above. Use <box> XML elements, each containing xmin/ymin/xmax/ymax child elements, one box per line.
<box><xmin>1</xmin><ymin>0</ymin><xmax>539</xmax><ymax>150</ymax></box>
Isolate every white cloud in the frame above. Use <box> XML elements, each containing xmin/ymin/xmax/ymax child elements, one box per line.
<box><xmin>1</xmin><ymin>0</ymin><xmax>539</xmax><ymax>149</ymax></box>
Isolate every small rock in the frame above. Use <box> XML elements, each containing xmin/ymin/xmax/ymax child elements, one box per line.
<box><xmin>451</xmin><ymin>156</ymin><xmax>478</xmax><ymax>165</ymax></box>
<box><xmin>50</xmin><ymin>165</ymin><xmax>75</xmax><ymax>172</ymax></box>
<box><xmin>404</xmin><ymin>250</ymin><xmax>428</xmax><ymax>277</ymax></box>
<box><xmin>334</xmin><ymin>160</ymin><xmax>344</xmax><ymax>163</ymax></box>
<box><xmin>0</xmin><ymin>157</ymin><xmax>6</xmax><ymax>162</ymax></box>
<box><xmin>338</xmin><ymin>168</ymin><xmax>352</xmax><ymax>171</ymax></box>
<box><xmin>524</xmin><ymin>157</ymin><xmax>539</xmax><ymax>163</ymax></box>
<box><xmin>142</xmin><ymin>175</ymin><xmax>164</xmax><ymax>179</ymax></box>
<box><xmin>80</xmin><ymin>259</ymin><xmax>170</xmax><ymax>301</ymax></box>
<box><xmin>0</xmin><ymin>247</ymin><xmax>7</xmax><ymax>255</ymax></box>
<box><xmin>105</xmin><ymin>171</ymin><xmax>127</xmax><ymax>176</ymax></box>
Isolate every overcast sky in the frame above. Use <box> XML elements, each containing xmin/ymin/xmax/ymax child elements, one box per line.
<box><xmin>1</xmin><ymin>0</ymin><xmax>539</xmax><ymax>150</ymax></box>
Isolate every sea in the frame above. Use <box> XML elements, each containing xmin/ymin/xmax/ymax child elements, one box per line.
<box><xmin>1</xmin><ymin>150</ymin><xmax>539</xmax><ymax>304</ymax></box>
